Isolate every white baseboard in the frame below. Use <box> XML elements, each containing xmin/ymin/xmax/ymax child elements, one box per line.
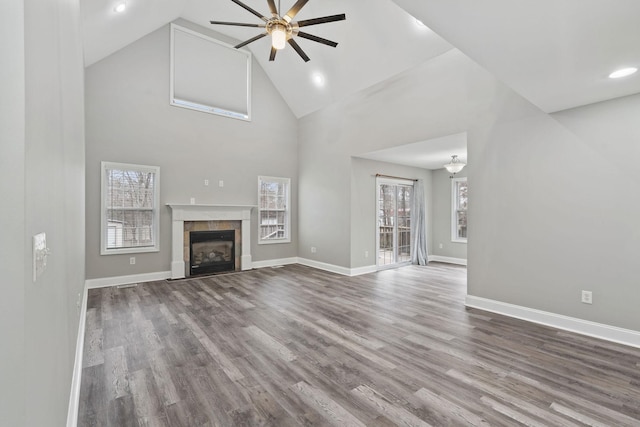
<box><xmin>349</xmin><ymin>265</ymin><xmax>378</xmax><ymax>276</ymax></box>
<box><xmin>251</xmin><ymin>257</ymin><xmax>299</xmax><ymax>269</ymax></box>
<box><xmin>297</xmin><ymin>258</ymin><xmax>352</xmax><ymax>276</ymax></box>
<box><xmin>66</xmin><ymin>283</ymin><xmax>88</xmax><ymax>427</ymax></box>
<box><xmin>465</xmin><ymin>295</ymin><xmax>640</xmax><ymax>349</ymax></box>
<box><xmin>429</xmin><ymin>255</ymin><xmax>467</xmax><ymax>266</ymax></box>
<box><xmin>85</xmin><ymin>271</ymin><xmax>171</xmax><ymax>289</ymax></box>
<box><xmin>84</xmin><ymin>259</ymin><xmax>378</xmax><ymax>291</ymax></box>
<box><xmin>297</xmin><ymin>258</ymin><xmax>377</xmax><ymax>277</ymax></box>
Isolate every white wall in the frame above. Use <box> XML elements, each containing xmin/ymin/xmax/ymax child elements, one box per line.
<box><xmin>85</xmin><ymin>20</ymin><xmax>299</xmax><ymax>279</ymax></box>
<box><xmin>0</xmin><ymin>0</ymin><xmax>26</xmax><ymax>425</ymax></box>
<box><xmin>469</xmin><ymin>92</ymin><xmax>640</xmax><ymax>331</ymax></box>
<box><xmin>0</xmin><ymin>0</ymin><xmax>86</xmax><ymax>425</ymax></box>
<box><xmin>350</xmin><ymin>158</ymin><xmax>433</xmax><ymax>269</ymax></box>
<box><xmin>431</xmin><ymin>168</ymin><xmax>467</xmax><ymax>260</ymax></box>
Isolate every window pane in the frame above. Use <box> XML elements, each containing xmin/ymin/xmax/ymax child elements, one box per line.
<box><xmin>106</xmin><ymin>210</ymin><xmax>154</xmax><ymax>249</ymax></box>
<box><xmin>457</xmin><ymin>211</ymin><xmax>467</xmax><ymax>239</ymax></box>
<box><xmin>106</xmin><ymin>169</ymin><xmax>155</xmax><ymax>209</ymax></box>
<box><xmin>457</xmin><ymin>181</ymin><xmax>468</xmax><ymax>210</ymax></box>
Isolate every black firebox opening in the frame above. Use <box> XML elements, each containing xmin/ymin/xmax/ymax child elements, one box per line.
<box><xmin>189</xmin><ymin>230</ymin><xmax>235</xmax><ymax>276</ymax></box>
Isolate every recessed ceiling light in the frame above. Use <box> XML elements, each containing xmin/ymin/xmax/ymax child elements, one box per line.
<box><xmin>114</xmin><ymin>2</ymin><xmax>126</xmax><ymax>13</ymax></box>
<box><xmin>609</xmin><ymin>67</ymin><xmax>637</xmax><ymax>79</ymax></box>
<box><xmin>312</xmin><ymin>72</ymin><xmax>325</xmax><ymax>87</ymax></box>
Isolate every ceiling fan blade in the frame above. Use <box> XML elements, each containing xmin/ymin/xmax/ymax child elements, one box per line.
<box><xmin>287</xmin><ymin>38</ymin><xmax>310</xmax><ymax>62</ymax></box>
<box><xmin>283</xmin><ymin>0</ymin><xmax>309</xmax><ymax>23</ymax></box>
<box><xmin>231</xmin><ymin>0</ymin><xmax>269</xmax><ymax>22</ymax></box>
<box><xmin>297</xmin><ymin>31</ymin><xmax>338</xmax><ymax>48</ymax></box>
<box><xmin>266</xmin><ymin>0</ymin><xmax>278</xmax><ymax>15</ymax></box>
<box><xmin>235</xmin><ymin>32</ymin><xmax>268</xmax><ymax>49</ymax></box>
<box><xmin>269</xmin><ymin>46</ymin><xmax>277</xmax><ymax>61</ymax></box>
<box><xmin>209</xmin><ymin>21</ymin><xmax>266</xmax><ymax>28</ymax></box>
<box><xmin>296</xmin><ymin>14</ymin><xmax>346</xmax><ymax>27</ymax></box>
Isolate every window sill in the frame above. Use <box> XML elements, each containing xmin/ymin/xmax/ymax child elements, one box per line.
<box><xmin>101</xmin><ymin>246</ymin><xmax>160</xmax><ymax>256</ymax></box>
<box><xmin>258</xmin><ymin>239</ymin><xmax>291</xmax><ymax>245</ymax></box>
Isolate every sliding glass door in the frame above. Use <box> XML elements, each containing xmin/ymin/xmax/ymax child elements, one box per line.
<box><xmin>377</xmin><ymin>179</ymin><xmax>413</xmax><ymax>269</ymax></box>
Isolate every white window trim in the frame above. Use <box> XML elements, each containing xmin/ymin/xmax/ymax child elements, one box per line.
<box><xmin>101</xmin><ymin>161</ymin><xmax>161</xmax><ymax>255</ymax></box>
<box><xmin>258</xmin><ymin>176</ymin><xmax>291</xmax><ymax>245</ymax></box>
<box><xmin>451</xmin><ymin>176</ymin><xmax>467</xmax><ymax>243</ymax></box>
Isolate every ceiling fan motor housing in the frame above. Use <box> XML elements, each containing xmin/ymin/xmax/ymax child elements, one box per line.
<box><xmin>266</xmin><ymin>19</ymin><xmax>295</xmax><ymax>39</ymax></box>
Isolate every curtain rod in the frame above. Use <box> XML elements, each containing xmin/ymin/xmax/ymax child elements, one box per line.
<box><xmin>375</xmin><ymin>173</ymin><xmax>418</xmax><ymax>182</ymax></box>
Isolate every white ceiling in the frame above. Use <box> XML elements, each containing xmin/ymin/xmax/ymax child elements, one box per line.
<box><xmin>81</xmin><ymin>0</ymin><xmax>454</xmax><ymax>118</ymax></box>
<box><xmin>80</xmin><ymin>0</ymin><xmax>640</xmax><ymax>167</ymax></box>
<box><xmin>355</xmin><ymin>133</ymin><xmax>467</xmax><ymax>171</ymax></box>
<box><xmin>394</xmin><ymin>0</ymin><xmax>640</xmax><ymax>114</ymax></box>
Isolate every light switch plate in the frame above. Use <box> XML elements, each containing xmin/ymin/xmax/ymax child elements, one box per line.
<box><xmin>33</xmin><ymin>232</ymin><xmax>49</xmax><ymax>282</ymax></box>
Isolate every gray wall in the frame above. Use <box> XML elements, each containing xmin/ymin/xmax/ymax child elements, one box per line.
<box><xmin>431</xmin><ymin>168</ymin><xmax>467</xmax><ymax>260</ymax></box>
<box><xmin>469</xmin><ymin>91</ymin><xmax>640</xmax><ymax>331</ymax></box>
<box><xmin>1</xmin><ymin>1</ymin><xmax>26</xmax><ymax>424</ymax></box>
<box><xmin>298</xmin><ymin>49</ymin><xmax>496</xmax><ymax>269</ymax></box>
<box><xmin>300</xmin><ymin>41</ymin><xmax>640</xmax><ymax>332</ymax></box>
<box><xmin>350</xmin><ymin>158</ymin><xmax>433</xmax><ymax>269</ymax></box>
<box><xmin>0</xmin><ymin>0</ymin><xmax>86</xmax><ymax>425</ymax></box>
<box><xmin>85</xmin><ymin>20</ymin><xmax>298</xmax><ymax>279</ymax></box>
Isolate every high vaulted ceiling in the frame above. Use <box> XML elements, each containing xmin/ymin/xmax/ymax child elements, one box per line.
<box><xmin>395</xmin><ymin>0</ymin><xmax>640</xmax><ymax>114</ymax></box>
<box><xmin>82</xmin><ymin>0</ymin><xmax>640</xmax><ymax>147</ymax></box>
<box><xmin>81</xmin><ymin>0</ymin><xmax>454</xmax><ymax>118</ymax></box>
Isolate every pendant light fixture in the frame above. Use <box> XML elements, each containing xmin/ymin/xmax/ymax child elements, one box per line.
<box><xmin>444</xmin><ymin>155</ymin><xmax>466</xmax><ymax>177</ymax></box>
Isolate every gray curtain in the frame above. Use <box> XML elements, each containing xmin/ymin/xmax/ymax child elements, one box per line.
<box><xmin>411</xmin><ymin>179</ymin><xmax>428</xmax><ymax>265</ymax></box>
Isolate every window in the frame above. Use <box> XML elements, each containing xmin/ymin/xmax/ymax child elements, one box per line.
<box><xmin>452</xmin><ymin>177</ymin><xmax>468</xmax><ymax>242</ymax></box>
<box><xmin>258</xmin><ymin>176</ymin><xmax>290</xmax><ymax>244</ymax></box>
<box><xmin>170</xmin><ymin>24</ymin><xmax>252</xmax><ymax>121</ymax></box>
<box><xmin>101</xmin><ymin>162</ymin><xmax>160</xmax><ymax>255</ymax></box>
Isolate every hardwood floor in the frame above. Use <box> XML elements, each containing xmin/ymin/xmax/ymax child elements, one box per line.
<box><xmin>78</xmin><ymin>263</ymin><xmax>640</xmax><ymax>426</ymax></box>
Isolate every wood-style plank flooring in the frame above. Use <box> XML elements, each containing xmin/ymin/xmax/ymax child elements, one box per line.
<box><xmin>78</xmin><ymin>263</ymin><xmax>640</xmax><ymax>426</ymax></box>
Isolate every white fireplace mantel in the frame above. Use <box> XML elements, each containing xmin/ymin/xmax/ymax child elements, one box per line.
<box><xmin>167</xmin><ymin>204</ymin><xmax>255</xmax><ymax>279</ymax></box>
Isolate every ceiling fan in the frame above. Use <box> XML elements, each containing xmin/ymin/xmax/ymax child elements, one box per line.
<box><xmin>210</xmin><ymin>0</ymin><xmax>346</xmax><ymax>62</ymax></box>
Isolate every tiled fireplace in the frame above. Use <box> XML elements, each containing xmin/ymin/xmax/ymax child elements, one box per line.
<box><xmin>167</xmin><ymin>204</ymin><xmax>254</xmax><ymax>279</ymax></box>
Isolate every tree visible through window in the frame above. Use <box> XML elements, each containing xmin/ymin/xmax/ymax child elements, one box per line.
<box><xmin>101</xmin><ymin>162</ymin><xmax>160</xmax><ymax>254</ymax></box>
<box><xmin>452</xmin><ymin>177</ymin><xmax>468</xmax><ymax>242</ymax></box>
<box><xmin>258</xmin><ymin>176</ymin><xmax>290</xmax><ymax>244</ymax></box>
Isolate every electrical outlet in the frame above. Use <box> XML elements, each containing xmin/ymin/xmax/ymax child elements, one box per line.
<box><xmin>219</xmin><ymin>180</ymin><xmax>224</xmax><ymax>187</ymax></box>
<box><xmin>130</xmin><ymin>257</ymin><xmax>136</xmax><ymax>265</ymax></box>
<box><xmin>439</xmin><ymin>243</ymin><xmax>443</xmax><ymax>249</ymax></box>
<box><xmin>311</xmin><ymin>247</ymin><xmax>317</xmax><ymax>253</ymax></box>
<box><xmin>190</xmin><ymin>197</ymin><xmax>195</xmax><ymax>205</ymax></box>
<box><xmin>204</xmin><ymin>179</ymin><xmax>209</xmax><ymax>186</ymax></box>
<box><xmin>581</xmin><ymin>290</ymin><xmax>592</xmax><ymax>304</ymax></box>
<box><xmin>365</xmin><ymin>251</ymin><xmax>369</xmax><ymax>258</ymax></box>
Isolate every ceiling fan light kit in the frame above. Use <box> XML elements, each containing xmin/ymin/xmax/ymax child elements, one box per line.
<box><xmin>270</xmin><ymin>23</ymin><xmax>287</xmax><ymax>49</ymax></box>
<box><xmin>210</xmin><ymin>0</ymin><xmax>346</xmax><ymax>62</ymax></box>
